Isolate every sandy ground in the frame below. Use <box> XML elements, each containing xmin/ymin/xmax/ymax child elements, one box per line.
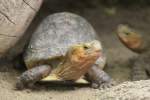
<box><xmin>0</xmin><ymin>3</ymin><xmax>150</xmax><ymax>100</ymax></box>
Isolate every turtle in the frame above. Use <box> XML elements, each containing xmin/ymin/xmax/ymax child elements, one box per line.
<box><xmin>16</xmin><ymin>12</ymin><xmax>114</xmax><ymax>90</ymax></box>
<box><xmin>117</xmin><ymin>24</ymin><xmax>150</xmax><ymax>81</ymax></box>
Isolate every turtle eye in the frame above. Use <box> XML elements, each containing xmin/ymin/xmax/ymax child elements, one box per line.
<box><xmin>124</xmin><ymin>32</ymin><xmax>130</xmax><ymax>35</ymax></box>
<box><xmin>83</xmin><ymin>45</ymin><xmax>89</xmax><ymax>50</ymax></box>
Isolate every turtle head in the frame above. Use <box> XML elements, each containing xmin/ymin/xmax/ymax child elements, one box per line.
<box><xmin>117</xmin><ymin>24</ymin><xmax>143</xmax><ymax>53</ymax></box>
<box><xmin>53</xmin><ymin>41</ymin><xmax>102</xmax><ymax>81</ymax></box>
<box><xmin>68</xmin><ymin>40</ymin><xmax>102</xmax><ymax>63</ymax></box>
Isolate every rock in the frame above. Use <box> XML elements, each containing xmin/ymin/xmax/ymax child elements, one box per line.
<box><xmin>0</xmin><ymin>0</ymin><xmax>44</xmax><ymax>57</ymax></box>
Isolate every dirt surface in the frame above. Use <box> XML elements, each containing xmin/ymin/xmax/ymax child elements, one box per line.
<box><xmin>98</xmin><ymin>80</ymin><xmax>150</xmax><ymax>100</ymax></box>
<box><xmin>0</xmin><ymin>3</ymin><xmax>150</xmax><ymax>100</ymax></box>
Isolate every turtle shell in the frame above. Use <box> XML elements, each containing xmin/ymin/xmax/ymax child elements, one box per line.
<box><xmin>24</xmin><ymin>12</ymin><xmax>99</xmax><ymax>69</ymax></box>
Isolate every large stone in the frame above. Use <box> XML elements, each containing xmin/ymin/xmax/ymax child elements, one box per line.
<box><xmin>0</xmin><ymin>0</ymin><xmax>43</xmax><ymax>57</ymax></box>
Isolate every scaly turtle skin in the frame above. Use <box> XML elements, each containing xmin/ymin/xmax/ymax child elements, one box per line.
<box><xmin>117</xmin><ymin>24</ymin><xmax>150</xmax><ymax>81</ymax></box>
<box><xmin>16</xmin><ymin>12</ymin><xmax>114</xmax><ymax>89</ymax></box>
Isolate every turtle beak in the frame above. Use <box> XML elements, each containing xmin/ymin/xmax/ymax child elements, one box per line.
<box><xmin>86</xmin><ymin>40</ymin><xmax>102</xmax><ymax>57</ymax></box>
<box><xmin>91</xmin><ymin>40</ymin><xmax>102</xmax><ymax>52</ymax></box>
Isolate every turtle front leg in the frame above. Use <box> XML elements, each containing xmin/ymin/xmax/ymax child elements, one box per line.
<box><xmin>132</xmin><ymin>56</ymin><xmax>148</xmax><ymax>81</ymax></box>
<box><xmin>86</xmin><ymin>65</ymin><xmax>115</xmax><ymax>89</ymax></box>
<box><xmin>16</xmin><ymin>65</ymin><xmax>51</xmax><ymax>90</ymax></box>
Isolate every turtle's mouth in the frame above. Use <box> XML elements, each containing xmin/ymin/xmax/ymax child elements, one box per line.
<box><xmin>118</xmin><ymin>33</ymin><xmax>128</xmax><ymax>44</ymax></box>
<box><xmin>94</xmin><ymin>50</ymin><xmax>101</xmax><ymax>57</ymax></box>
<box><xmin>86</xmin><ymin>49</ymin><xmax>101</xmax><ymax>60</ymax></box>
<box><xmin>118</xmin><ymin>32</ymin><xmax>143</xmax><ymax>51</ymax></box>
<box><xmin>94</xmin><ymin>49</ymin><xmax>101</xmax><ymax>55</ymax></box>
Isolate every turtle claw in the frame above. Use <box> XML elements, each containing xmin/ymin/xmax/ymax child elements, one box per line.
<box><xmin>132</xmin><ymin>74</ymin><xmax>148</xmax><ymax>81</ymax></box>
<box><xmin>27</xmin><ymin>83</ymin><xmax>36</xmax><ymax>89</ymax></box>
<box><xmin>91</xmin><ymin>80</ymin><xmax>116</xmax><ymax>90</ymax></box>
<box><xmin>91</xmin><ymin>83</ymin><xmax>99</xmax><ymax>89</ymax></box>
<box><xmin>100</xmin><ymin>80</ymin><xmax>116</xmax><ymax>90</ymax></box>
